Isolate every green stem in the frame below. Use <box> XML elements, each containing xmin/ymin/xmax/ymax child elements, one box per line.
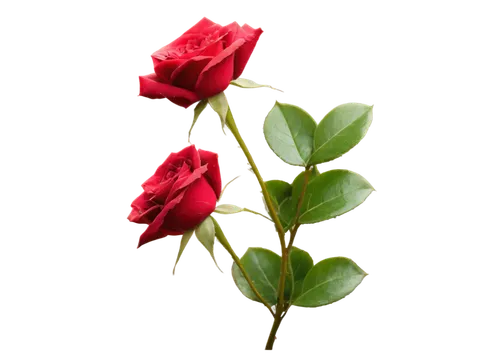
<box><xmin>288</xmin><ymin>225</ymin><xmax>300</xmax><ymax>250</ymax></box>
<box><xmin>224</xmin><ymin>106</ymin><xmax>309</xmax><ymax>350</ymax></box>
<box><xmin>281</xmin><ymin>168</ymin><xmax>312</xmax><ymax>310</ymax></box>
<box><xmin>275</xmin><ymin>250</ymin><xmax>288</xmax><ymax>312</ymax></box>
<box><xmin>264</xmin><ymin>316</ymin><xmax>281</xmax><ymax>352</ymax></box>
<box><xmin>225</xmin><ymin>109</ymin><xmax>286</xmax><ymax>244</ymax></box>
<box><xmin>212</xmin><ymin>215</ymin><xmax>273</xmax><ymax>312</ymax></box>
<box><xmin>263</xmin><ymin>255</ymin><xmax>288</xmax><ymax>348</ymax></box>
<box><xmin>225</xmin><ymin>108</ymin><xmax>289</xmax><ymax>346</ymax></box>
<box><xmin>265</xmin><ymin>315</ymin><xmax>283</xmax><ymax>350</ymax></box>
<box><xmin>265</xmin><ymin>167</ymin><xmax>311</xmax><ymax>352</ymax></box>
<box><xmin>286</xmin><ymin>166</ymin><xmax>313</xmax><ymax>252</ymax></box>
<box><xmin>211</xmin><ymin>217</ymin><xmax>275</xmax><ymax>317</ymax></box>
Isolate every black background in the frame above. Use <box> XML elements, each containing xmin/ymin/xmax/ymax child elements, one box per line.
<box><xmin>113</xmin><ymin>2</ymin><xmax>400</xmax><ymax>355</ymax></box>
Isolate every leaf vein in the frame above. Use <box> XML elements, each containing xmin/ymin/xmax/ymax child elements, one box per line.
<box><xmin>313</xmin><ymin>107</ymin><xmax>371</xmax><ymax>156</ymax></box>
<box><xmin>294</xmin><ymin>274</ymin><xmax>363</xmax><ymax>303</ymax></box>
<box><xmin>250</xmin><ymin>252</ymin><xmax>278</xmax><ymax>296</ymax></box>
<box><xmin>276</xmin><ymin>105</ymin><xmax>306</xmax><ymax>165</ymax></box>
<box><xmin>299</xmin><ymin>187</ymin><xmax>368</xmax><ymax>220</ymax></box>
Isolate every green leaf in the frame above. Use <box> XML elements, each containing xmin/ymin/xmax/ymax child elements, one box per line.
<box><xmin>266</xmin><ymin>180</ymin><xmax>292</xmax><ymax>205</ymax></box>
<box><xmin>264</xmin><ymin>102</ymin><xmax>317</xmax><ymax>166</ymax></box>
<box><xmin>299</xmin><ymin>170</ymin><xmax>374</xmax><ymax>224</ymax></box>
<box><xmin>215</xmin><ymin>205</ymin><xmax>271</xmax><ymax>221</ymax></box>
<box><xmin>172</xmin><ymin>230</ymin><xmax>194</xmax><ymax>275</ymax></box>
<box><xmin>290</xmin><ymin>247</ymin><xmax>314</xmax><ymax>283</ymax></box>
<box><xmin>264</xmin><ymin>180</ymin><xmax>294</xmax><ymax>231</ymax></box>
<box><xmin>292</xmin><ymin>169</ymin><xmax>312</xmax><ymax>194</ymax></box>
<box><xmin>291</xmin><ymin>168</ymin><xmax>319</xmax><ymax>206</ymax></box>
<box><xmin>195</xmin><ymin>216</ymin><xmax>221</xmax><ymax>271</ymax></box>
<box><xmin>208</xmin><ymin>92</ymin><xmax>229</xmax><ymax>131</ymax></box>
<box><xmin>231</xmin><ymin>248</ymin><xmax>281</xmax><ymax>306</ymax></box>
<box><xmin>210</xmin><ymin>215</ymin><xmax>234</xmax><ymax>255</ymax></box>
<box><xmin>214</xmin><ymin>204</ymin><xmax>244</xmax><ymax>214</ymax></box>
<box><xmin>287</xmin><ymin>247</ymin><xmax>314</xmax><ymax>301</ymax></box>
<box><xmin>312</xmin><ymin>165</ymin><xmax>320</xmax><ymax>177</ymax></box>
<box><xmin>292</xmin><ymin>280</ymin><xmax>305</xmax><ymax>302</ymax></box>
<box><xmin>277</xmin><ymin>197</ymin><xmax>296</xmax><ymax>231</ymax></box>
<box><xmin>309</xmin><ymin>103</ymin><xmax>373</xmax><ymax>165</ymax></box>
<box><xmin>187</xmin><ymin>99</ymin><xmax>208</xmax><ymax>143</ymax></box>
<box><xmin>217</xmin><ymin>117</ymin><xmax>231</xmax><ymax>136</ymax></box>
<box><xmin>231</xmin><ymin>77</ymin><xmax>274</xmax><ymax>90</ymax></box>
<box><xmin>293</xmin><ymin>257</ymin><xmax>367</xmax><ymax>307</ymax></box>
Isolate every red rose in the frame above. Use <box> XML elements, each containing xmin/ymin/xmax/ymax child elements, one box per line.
<box><xmin>128</xmin><ymin>145</ymin><xmax>222</xmax><ymax>248</ymax></box>
<box><xmin>139</xmin><ymin>17</ymin><xmax>263</xmax><ymax>108</ymax></box>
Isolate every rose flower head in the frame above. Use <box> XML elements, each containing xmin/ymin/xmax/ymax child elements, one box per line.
<box><xmin>128</xmin><ymin>145</ymin><xmax>221</xmax><ymax>248</ymax></box>
<box><xmin>139</xmin><ymin>17</ymin><xmax>263</xmax><ymax>108</ymax></box>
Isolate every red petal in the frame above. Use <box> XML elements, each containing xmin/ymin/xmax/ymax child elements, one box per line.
<box><xmin>148</xmin><ymin>176</ymin><xmax>175</xmax><ymax>202</ymax></box>
<box><xmin>149</xmin><ymin>163</ymin><xmax>191</xmax><ymax>203</ymax></box>
<box><xmin>137</xmin><ymin>192</ymin><xmax>185</xmax><ymax>248</ymax></box>
<box><xmin>219</xmin><ymin>22</ymin><xmax>245</xmax><ymax>46</ymax></box>
<box><xmin>177</xmin><ymin>30</ymin><xmax>227</xmax><ymax>65</ymax></box>
<box><xmin>139</xmin><ymin>74</ymin><xmax>199</xmax><ymax>108</ymax></box>
<box><xmin>152</xmin><ymin>33</ymin><xmax>198</xmax><ymax>61</ymax></box>
<box><xmin>128</xmin><ymin>192</ymin><xmax>161</xmax><ymax>224</ymax></box>
<box><xmin>232</xmin><ymin>27</ymin><xmax>263</xmax><ymax>79</ymax></box>
<box><xmin>198</xmin><ymin>149</ymin><xmax>222</xmax><ymax>199</ymax></box>
<box><xmin>139</xmin><ymin>175</ymin><xmax>159</xmax><ymax>190</ymax></box>
<box><xmin>154</xmin><ymin>59</ymin><xmax>184</xmax><ymax>82</ymax></box>
<box><xmin>129</xmin><ymin>192</ymin><xmax>151</xmax><ymax>215</ymax></box>
<box><xmin>200</xmin><ymin>40</ymin><xmax>224</xmax><ymax>57</ymax></box>
<box><xmin>167</xmin><ymin>164</ymin><xmax>208</xmax><ymax>202</ymax></box>
<box><xmin>142</xmin><ymin>145</ymin><xmax>201</xmax><ymax>194</ymax></box>
<box><xmin>137</xmin><ymin>174</ymin><xmax>217</xmax><ymax>248</ymax></box>
<box><xmin>171</xmin><ymin>56</ymin><xmax>212</xmax><ymax>91</ymax></box>
<box><xmin>128</xmin><ymin>204</ymin><xmax>162</xmax><ymax>225</ymax></box>
<box><xmin>185</xmin><ymin>17</ymin><xmax>218</xmax><ymax>34</ymax></box>
<box><xmin>167</xmin><ymin>144</ymin><xmax>201</xmax><ymax>170</ymax></box>
<box><xmin>162</xmin><ymin>176</ymin><xmax>217</xmax><ymax>232</ymax></box>
<box><xmin>152</xmin><ymin>18</ymin><xmax>221</xmax><ymax>61</ymax></box>
<box><xmin>195</xmin><ymin>39</ymin><xmax>245</xmax><ymax>98</ymax></box>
